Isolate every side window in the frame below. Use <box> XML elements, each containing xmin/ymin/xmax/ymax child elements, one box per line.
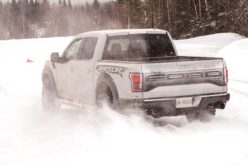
<box><xmin>64</xmin><ymin>39</ymin><xmax>83</xmax><ymax>60</ymax></box>
<box><xmin>81</xmin><ymin>37</ymin><xmax>98</xmax><ymax>60</ymax></box>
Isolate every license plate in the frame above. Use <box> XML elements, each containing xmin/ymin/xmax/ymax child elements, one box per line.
<box><xmin>176</xmin><ymin>97</ymin><xmax>193</xmax><ymax>108</ymax></box>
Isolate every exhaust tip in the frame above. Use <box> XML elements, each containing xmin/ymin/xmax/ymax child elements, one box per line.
<box><xmin>214</xmin><ymin>102</ymin><xmax>226</xmax><ymax>109</ymax></box>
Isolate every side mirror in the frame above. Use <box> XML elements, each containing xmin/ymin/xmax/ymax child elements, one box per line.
<box><xmin>51</xmin><ymin>52</ymin><xmax>60</xmax><ymax>63</ymax></box>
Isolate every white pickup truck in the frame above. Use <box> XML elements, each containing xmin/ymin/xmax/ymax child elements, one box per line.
<box><xmin>42</xmin><ymin>29</ymin><xmax>230</xmax><ymax>121</ymax></box>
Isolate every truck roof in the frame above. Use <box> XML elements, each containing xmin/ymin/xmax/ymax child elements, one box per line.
<box><xmin>76</xmin><ymin>29</ymin><xmax>168</xmax><ymax>37</ymax></box>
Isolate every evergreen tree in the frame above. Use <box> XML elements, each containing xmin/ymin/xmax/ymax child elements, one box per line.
<box><xmin>63</xmin><ymin>0</ymin><xmax>67</xmax><ymax>8</ymax></box>
<box><xmin>68</xmin><ymin>0</ymin><xmax>72</xmax><ymax>9</ymax></box>
<box><xmin>0</xmin><ymin>0</ymin><xmax>247</xmax><ymax>39</ymax></box>
<box><xmin>127</xmin><ymin>0</ymin><xmax>144</xmax><ymax>28</ymax></box>
<box><xmin>0</xmin><ymin>1</ymin><xmax>5</xmax><ymax>38</ymax></box>
<box><xmin>92</xmin><ymin>0</ymin><xmax>101</xmax><ymax>29</ymax></box>
<box><xmin>9</xmin><ymin>0</ymin><xmax>22</xmax><ymax>38</ymax></box>
<box><xmin>93</xmin><ymin>0</ymin><xmax>100</xmax><ymax>10</ymax></box>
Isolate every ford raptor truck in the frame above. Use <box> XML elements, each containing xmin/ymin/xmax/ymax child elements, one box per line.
<box><xmin>42</xmin><ymin>29</ymin><xmax>230</xmax><ymax>121</ymax></box>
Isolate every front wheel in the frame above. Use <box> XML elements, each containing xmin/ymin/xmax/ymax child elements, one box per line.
<box><xmin>42</xmin><ymin>78</ymin><xmax>60</xmax><ymax>111</ymax></box>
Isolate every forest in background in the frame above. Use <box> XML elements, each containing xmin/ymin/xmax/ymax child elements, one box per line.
<box><xmin>0</xmin><ymin>0</ymin><xmax>247</xmax><ymax>40</ymax></box>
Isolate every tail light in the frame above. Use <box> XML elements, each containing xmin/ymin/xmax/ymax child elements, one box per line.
<box><xmin>129</xmin><ymin>73</ymin><xmax>143</xmax><ymax>92</ymax></box>
<box><xmin>224</xmin><ymin>67</ymin><xmax>228</xmax><ymax>85</ymax></box>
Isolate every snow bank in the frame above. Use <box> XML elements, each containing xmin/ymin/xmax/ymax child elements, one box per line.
<box><xmin>174</xmin><ymin>33</ymin><xmax>244</xmax><ymax>56</ymax></box>
<box><xmin>0</xmin><ymin>37</ymin><xmax>72</xmax><ymax>64</ymax></box>
<box><xmin>218</xmin><ymin>39</ymin><xmax>248</xmax><ymax>82</ymax></box>
<box><xmin>0</xmin><ymin>37</ymin><xmax>72</xmax><ymax>96</ymax></box>
<box><xmin>175</xmin><ymin>32</ymin><xmax>248</xmax><ymax>82</ymax></box>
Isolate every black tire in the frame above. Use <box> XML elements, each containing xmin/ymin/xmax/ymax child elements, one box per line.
<box><xmin>186</xmin><ymin>108</ymin><xmax>216</xmax><ymax>122</ymax></box>
<box><xmin>42</xmin><ymin>77</ymin><xmax>60</xmax><ymax>111</ymax></box>
<box><xmin>96</xmin><ymin>83</ymin><xmax>120</xmax><ymax>110</ymax></box>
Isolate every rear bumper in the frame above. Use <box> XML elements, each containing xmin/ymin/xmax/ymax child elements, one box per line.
<box><xmin>120</xmin><ymin>93</ymin><xmax>230</xmax><ymax>117</ymax></box>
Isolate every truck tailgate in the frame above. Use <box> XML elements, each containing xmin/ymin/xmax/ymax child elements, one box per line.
<box><xmin>141</xmin><ymin>58</ymin><xmax>227</xmax><ymax>99</ymax></box>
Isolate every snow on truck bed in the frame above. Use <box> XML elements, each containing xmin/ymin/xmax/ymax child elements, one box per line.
<box><xmin>0</xmin><ymin>33</ymin><xmax>248</xmax><ymax>165</ymax></box>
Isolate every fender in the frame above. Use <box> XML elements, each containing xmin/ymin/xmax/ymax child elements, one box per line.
<box><xmin>96</xmin><ymin>73</ymin><xmax>119</xmax><ymax>102</ymax></box>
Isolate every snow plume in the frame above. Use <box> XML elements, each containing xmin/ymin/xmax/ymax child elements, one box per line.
<box><xmin>0</xmin><ymin>34</ymin><xmax>248</xmax><ymax>165</ymax></box>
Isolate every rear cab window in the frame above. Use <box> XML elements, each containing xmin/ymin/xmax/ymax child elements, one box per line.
<box><xmin>103</xmin><ymin>34</ymin><xmax>175</xmax><ymax>61</ymax></box>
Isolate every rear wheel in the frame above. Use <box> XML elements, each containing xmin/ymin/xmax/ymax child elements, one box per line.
<box><xmin>42</xmin><ymin>77</ymin><xmax>60</xmax><ymax>111</ymax></box>
<box><xmin>186</xmin><ymin>108</ymin><xmax>216</xmax><ymax>122</ymax></box>
<box><xmin>96</xmin><ymin>83</ymin><xmax>120</xmax><ymax>110</ymax></box>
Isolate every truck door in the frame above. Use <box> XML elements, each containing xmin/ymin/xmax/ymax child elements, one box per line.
<box><xmin>73</xmin><ymin>37</ymin><xmax>98</xmax><ymax>105</ymax></box>
<box><xmin>55</xmin><ymin>38</ymin><xmax>85</xmax><ymax>100</ymax></box>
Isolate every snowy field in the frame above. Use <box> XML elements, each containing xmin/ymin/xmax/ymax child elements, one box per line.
<box><xmin>0</xmin><ymin>33</ymin><xmax>248</xmax><ymax>165</ymax></box>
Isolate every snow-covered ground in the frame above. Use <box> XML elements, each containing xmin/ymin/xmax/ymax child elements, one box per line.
<box><xmin>0</xmin><ymin>33</ymin><xmax>248</xmax><ymax>165</ymax></box>
<box><xmin>175</xmin><ymin>33</ymin><xmax>244</xmax><ymax>57</ymax></box>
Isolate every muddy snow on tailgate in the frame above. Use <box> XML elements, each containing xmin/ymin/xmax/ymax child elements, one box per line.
<box><xmin>0</xmin><ymin>33</ymin><xmax>248</xmax><ymax>165</ymax></box>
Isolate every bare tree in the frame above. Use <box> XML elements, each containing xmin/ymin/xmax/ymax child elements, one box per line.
<box><xmin>192</xmin><ymin>0</ymin><xmax>199</xmax><ymax>19</ymax></box>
